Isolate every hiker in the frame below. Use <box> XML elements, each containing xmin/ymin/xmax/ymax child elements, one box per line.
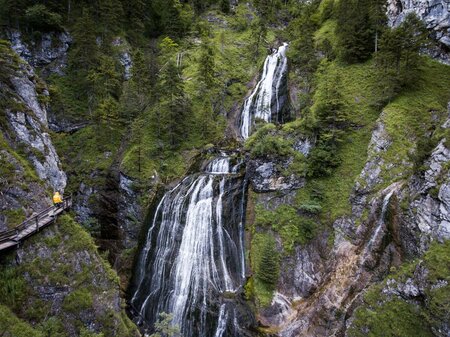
<box><xmin>53</xmin><ymin>191</ymin><xmax>63</xmax><ymax>207</ymax></box>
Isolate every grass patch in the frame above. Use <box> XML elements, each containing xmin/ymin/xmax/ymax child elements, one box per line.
<box><xmin>62</xmin><ymin>288</ymin><xmax>94</xmax><ymax>313</ymax></box>
<box><xmin>377</xmin><ymin>59</ymin><xmax>450</xmax><ymax>188</ymax></box>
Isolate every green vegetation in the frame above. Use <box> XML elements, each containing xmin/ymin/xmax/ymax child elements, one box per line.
<box><xmin>249</xmin><ymin>233</ymin><xmax>280</xmax><ymax>307</ymax></box>
<box><xmin>0</xmin><ymin>305</ymin><xmax>44</xmax><ymax>337</ymax></box>
<box><xmin>0</xmin><ymin>214</ymin><xmax>136</xmax><ymax>336</ymax></box>
<box><xmin>63</xmin><ymin>289</ymin><xmax>94</xmax><ymax>313</ymax></box>
<box><xmin>150</xmin><ymin>312</ymin><xmax>181</xmax><ymax>337</ymax></box>
<box><xmin>348</xmin><ymin>241</ymin><xmax>450</xmax><ymax>336</ymax></box>
<box><xmin>255</xmin><ymin>205</ymin><xmax>318</xmax><ymax>253</ymax></box>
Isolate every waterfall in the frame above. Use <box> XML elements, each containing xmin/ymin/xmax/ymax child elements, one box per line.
<box><xmin>130</xmin><ymin>155</ymin><xmax>248</xmax><ymax>337</ymax></box>
<box><xmin>240</xmin><ymin>43</ymin><xmax>289</xmax><ymax>139</ymax></box>
<box><xmin>364</xmin><ymin>182</ymin><xmax>402</xmax><ymax>254</ymax></box>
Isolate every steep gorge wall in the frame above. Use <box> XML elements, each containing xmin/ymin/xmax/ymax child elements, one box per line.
<box><xmin>0</xmin><ymin>40</ymin><xmax>66</xmax><ymax>231</ymax></box>
<box><xmin>247</xmin><ymin>99</ymin><xmax>450</xmax><ymax>336</ymax></box>
<box><xmin>0</xmin><ymin>38</ymin><xmax>138</xmax><ymax>336</ymax></box>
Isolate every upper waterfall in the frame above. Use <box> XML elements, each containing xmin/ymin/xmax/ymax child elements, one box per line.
<box><xmin>130</xmin><ymin>154</ymin><xmax>250</xmax><ymax>337</ymax></box>
<box><xmin>240</xmin><ymin>43</ymin><xmax>289</xmax><ymax>139</ymax></box>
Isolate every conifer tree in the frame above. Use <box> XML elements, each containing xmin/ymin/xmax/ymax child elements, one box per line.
<box><xmin>121</xmin><ymin>0</ymin><xmax>146</xmax><ymax>37</ymax></box>
<box><xmin>70</xmin><ymin>9</ymin><xmax>98</xmax><ymax>72</ymax></box>
<box><xmin>0</xmin><ymin>0</ymin><xmax>26</xmax><ymax>27</ymax></box>
<box><xmin>307</xmin><ymin>63</ymin><xmax>347</xmax><ymax>177</ymax></box>
<box><xmin>376</xmin><ymin>13</ymin><xmax>429</xmax><ymax>97</ymax></box>
<box><xmin>288</xmin><ymin>1</ymin><xmax>320</xmax><ymax>77</ymax></box>
<box><xmin>156</xmin><ymin>38</ymin><xmax>191</xmax><ymax>149</ymax></box>
<box><xmin>220</xmin><ymin>0</ymin><xmax>230</xmax><ymax>14</ymax></box>
<box><xmin>88</xmin><ymin>55</ymin><xmax>122</xmax><ymax>102</ymax></box>
<box><xmin>198</xmin><ymin>38</ymin><xmax>216</xmax><ymax>89</ymax></box>
<box><xmin>335</xmin><ymin>0</ymin><xmax>386</xmax><ymax>63</ymax></box>
<box><xmin>257</xmin><ymin>237</ymin><xmax>279</xmax><ymax>287</ymax></box>
<box><xmin>249</xmin><ymin>17</ymin><xmax>268</xmax><ymax>61</ymax></box>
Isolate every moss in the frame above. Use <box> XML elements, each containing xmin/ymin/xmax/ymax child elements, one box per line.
<box><xmin>348</xmin><ymin>298</ymin><xmax>433</xmax><ymax>337</ymax></box>
<box><xmin>314</xmin><ymin>19</ymin><xmax>337</xmax><ymax>50</ymax></box>
<box><xmin>0</xmin><ymin>134</ymin><xmax>39</xmax><ymax>183</ymax></box>
<box><xmin>0</xmin><ymin>305</ymin><xmax>44</xmax><ymax>337</ymax></box>
<box><xmin>255</xmin><ymin>204</ymin><xmax>318</xmax><ymax>253</ymax></box>
<box><xmin>62</xmin><ymin>288</ymin><xmax>94</xmax><ymax>313</ymax></box>
<box><xmin>1</xmin><ymin>208</ymin><xmax>26</xmax><ymax>229</ymax></box>
<box><xmin>0</xmin><ymin>214</ymin><xmax>136</xmax><ymax>336</ymax></box>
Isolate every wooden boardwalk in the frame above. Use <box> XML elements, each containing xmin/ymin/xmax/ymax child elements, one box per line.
<box><xmin>0</xmin><ymin>197</ymin><xmax>72</xmax><ymax>252</ymax></box>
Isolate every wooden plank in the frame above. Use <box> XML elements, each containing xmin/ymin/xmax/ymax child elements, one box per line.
<box><xmin>0</xmin><ymin>199</ymin><xmax>72</xmax><ymax>253</ymax></box>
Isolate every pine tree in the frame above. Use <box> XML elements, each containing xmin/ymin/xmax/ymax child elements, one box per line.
<box><xmin>121</xmin><ymin>0</ymin><xmax>146</xmax><ymax>36</ymax></box>
<box><xmin>257</xmin><ymin>237</ymin><xmax>279</xmax><ymax>287</ymax></box>
<box><xmin>158</xmin><ymin>59</ymin><xmax>190</xmax><ymax>149</ymax></box>
<box><xmin>248</xmin><ymin>17</ymin><xmax>268</xmax><ymax>61</ymax></box>
<box><xmin>156</xmin><ymin>38</ymin><xmax>191</xmax><ymax>149</ymax></box>
<box><xmin>87</xmin><ymin>55</ymin><xmax>122</xmax><ymax>101</ymax></box>
<box><xmin>288</xmin><ymin>1</ymin><xmax>320</xmax><ymax>77</ymax></box>
<box><xmin>70</xmin><ymin>9</ymin><xmax>98</xmax><ymax>72</ymax></box>
<box><xmin>376</xmin><ymin>13</ymin><xmax>429</xmax><ymax>96</ymax></box>
<box><xmin>97</xmin><ymin>0</ymin><xmax>124</xmax><ymax>41</ymax></box>
<box><xmin>0</xmin><ymin>0</ymin><xmax>26</xmax><ymax>27</ymax></box>
<box><xmin>335</xmin><ymin>0</ymin><xmax>386</xmax><ymax>63</ymax></box>
<box><xmin>253</xmin><ymin>0</ymin><xmax>280</xmax><ymax>22</ymax></box>
<box><xmin>220</xmin><ymin>0</ymin><xmax>230</xmax><ymax>14</ymax></box>
<box><xmin>307</xmin><ymin>63</ymin><xmax>347</xmax><ymax>177</ymax></box>
<box><xmin>198</xmin><ymin>38</ymin><xmax>216</xmax><ymax>89</ymax></box>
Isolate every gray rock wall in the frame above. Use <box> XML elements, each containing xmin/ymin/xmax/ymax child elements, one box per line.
<box><xmin>5</xmin><ymin>62</ymin><xmax>67</xmax><ymax>192</ymax></box>
<box><xmin>387</xmin><ymin>0</ymin><xmax>450</xmax><ymax>63</ymax></box>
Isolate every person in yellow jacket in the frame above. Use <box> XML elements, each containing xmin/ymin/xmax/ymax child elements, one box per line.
<box><xmin>53</xmin><ymin>191</ymin><xmax>63</xmax><ymax>207</ymax></box>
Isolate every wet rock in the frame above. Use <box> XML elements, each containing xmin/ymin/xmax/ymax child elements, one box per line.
<box><xmin>0</xmin><ymin>150</ymin><xmax>51</xmax><ymax>230</ymax></box>
<box><xmin>73</xmin><ymin>181</ymin><xmax>96</xmax><ymax>226</ymax></box>
<box><xmin>247</xmin><ymin>159</ymin><xmax>304</xmax><ymax>192</ymax></box>
<box><xmin>118</xmin><ymin>172</ymin><xmax>146</xmax><ymax>249</ymax></box>
<box><xmin>260</xmin><ymin>292</ymin><xmax>295</xmax><ymax>327</ymax></box>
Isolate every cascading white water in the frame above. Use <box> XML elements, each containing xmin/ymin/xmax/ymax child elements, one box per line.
<box><xmin>130</xmin><ymin>155</ymin><xmax>248</xmax><ymax>337</ymax></box>
<box><xmin>240</xmin><ymin>43</ymin><xmax>289</xmax><ymax>139</ymax></box>
<box><xmin>366</xmin><ymin>188</ymin><xmax>396</xmax><ymax>250</ymax></box>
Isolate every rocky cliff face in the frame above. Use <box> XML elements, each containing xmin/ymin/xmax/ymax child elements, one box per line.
<box><xmin>7</xmin><ymin>67</ymin><xmax>67</xmax><ymax>191</ymax></box>
<box><xmin>249</xmin><ymin>102</ymin><xmax>450</xmax><ymax>336</ymax></box>
<box><xmin>387</xmin><ymin>0</ymin><xmax>450</xmax><ymax>63</ymax></box>
<box><xmin>0</xmin><ymin>40</ymin><xmax>66</xmax><ymax>230</ymax></box>
<box><xmin>0</xmin><ymin>215</ymin><xmax>139</xmax><ymax>337</ymax></box>
<box><xmin>0</xmin><ymin>39</ymin><xmax>138</xmax><ymax>336</ymax></box>
<box><xmin>5</xmin><ymin>29</ymin><xmax>72</xmax><ymax>77</ymax></box>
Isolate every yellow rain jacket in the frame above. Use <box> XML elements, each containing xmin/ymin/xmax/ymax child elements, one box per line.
<box><xmin>53</xmin><ymin>192</ymin><xmax>62</xmax><ymax>204</ymax></box>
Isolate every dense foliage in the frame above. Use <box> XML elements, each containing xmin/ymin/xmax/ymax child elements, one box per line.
<box><xmin>1</xmin><ymin>0</ymin><xmax>450</xmax><ymax>334</ymax></box>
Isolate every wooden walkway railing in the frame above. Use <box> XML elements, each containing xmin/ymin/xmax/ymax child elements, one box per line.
<box><xmin>0</xmin><ymin>197</ymin><xmax>72</xmax><ymax>252</ymax></box>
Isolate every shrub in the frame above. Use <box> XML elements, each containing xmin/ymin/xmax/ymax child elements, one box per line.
<box><xmin>25</xmin><ymin>4</ymin><xmax>62</xmax><ymax>31</ymax></box>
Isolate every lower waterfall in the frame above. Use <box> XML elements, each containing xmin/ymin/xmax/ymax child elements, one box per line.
<box><xmin>130</xmin><ymin>155</ymin><xmax>251</xmax><ymax>337</ymax></box>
